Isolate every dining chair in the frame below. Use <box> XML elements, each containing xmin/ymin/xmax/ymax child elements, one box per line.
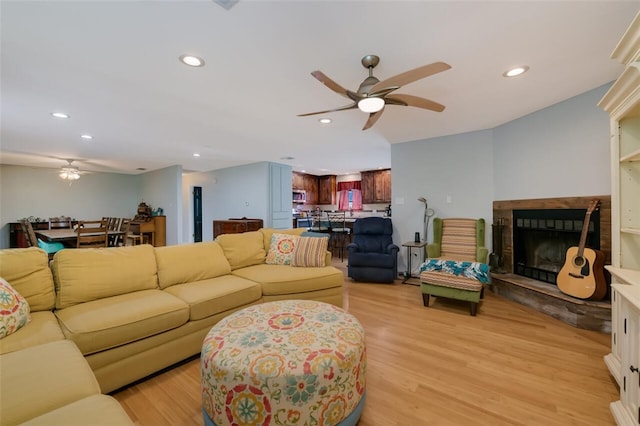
<box><xmin>76</xmin><ymin>220</ymin><xmax>108</xmax><ymax>248</ymax></box>
<box><xmin>124</xmin><ymin>218</ymin><xmax>147</xmax><ymax>246</ymax></box>
<box><xmin>49</xmin><ymin>216</ymin><xmax>72</xmax><ymax>229</ymax></box>
<box><xmin>20</xmin><ymin>219</ymin><xmax>65</xmax><ymax>259</ymax></box>
<box><xmin>107</xmin><ymin>217</ymin><xmax>122</xmax><ymax>247</ymax></box>
<box><xmin>327</xmin><ymin>211</ymin><xmax>350</xmax><ymax>261</ymax></box>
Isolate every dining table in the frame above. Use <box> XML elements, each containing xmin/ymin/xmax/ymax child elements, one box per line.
<box><xmin>35</xmin><ymin>228</ymin><xmax>123</xmax><ymax>246</ymax></box>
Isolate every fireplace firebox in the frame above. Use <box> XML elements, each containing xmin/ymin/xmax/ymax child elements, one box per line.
<box><xmin>513</xmin><ymin>209</ymin><xmax>600</xmax><ymax>285</ymax></box>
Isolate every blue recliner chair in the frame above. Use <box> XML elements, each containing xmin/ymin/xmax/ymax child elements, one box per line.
<box><xmin>347</xmin><ymin>217</ymin><xmax>399</xmax><ymax>283</ymax></box>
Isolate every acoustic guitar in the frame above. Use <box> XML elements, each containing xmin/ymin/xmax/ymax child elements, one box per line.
<box><xmin>557</xmin><ymin>199</ymin><xmax>607</xmax><ymax>300</ymax></box>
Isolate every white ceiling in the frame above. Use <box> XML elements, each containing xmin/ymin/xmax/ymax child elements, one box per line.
<box><xmin>1</xmin><ymin>1</ymin><xmax>638</xmax><ymax>177</ymax></box>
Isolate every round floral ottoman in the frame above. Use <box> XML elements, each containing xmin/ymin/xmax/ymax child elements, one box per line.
<box><xmin>201</xmin><ymin>300</ymin><xmax>366</xmax><ymax>426</ymax></box>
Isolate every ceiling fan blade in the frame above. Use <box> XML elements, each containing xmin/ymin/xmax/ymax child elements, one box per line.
<box><xmin>369</xmin><ymin>62</ymin><xmax>451</xmax><ymax>96</ymax></box>
<box><xmin>362</xmin><ymin>108</ymin><xmax>384</xmax><ymax>131</ymax></box>
<box><xmin>310</xmin><ymin>71</ymin><xmax>354</xmax><ymax>99</ymax></box>
<box><xmin>386</xmin><ymin>94</ymin><xmax>446</xmax><ymax>112</ymax></box>
<box><xmin>297</xmin><ymin>103</ymin><xmax>357</xmax><ymax>117</ymax></box>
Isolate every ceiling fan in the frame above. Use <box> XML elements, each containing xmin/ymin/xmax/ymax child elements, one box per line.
<box><xmin>298</xmin><ymin>55</ymin><xmax>451</xmax><ymax>130</ymax></box>
<box><xmin>59</xmin><ymin>159</ymin><xmax>84</xmax><ymax>182</ymax></box>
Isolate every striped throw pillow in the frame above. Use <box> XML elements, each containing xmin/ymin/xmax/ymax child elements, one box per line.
<box><xmin>291</xmin><ymin>236</ymin><xmax>328</xmax><ymax>267</ymax></box>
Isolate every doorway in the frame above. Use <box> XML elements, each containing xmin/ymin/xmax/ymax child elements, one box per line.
<box><xmin>193</xmin><ymin>186</ymin><xmax>202</xmax><ymax>242</ymax></box>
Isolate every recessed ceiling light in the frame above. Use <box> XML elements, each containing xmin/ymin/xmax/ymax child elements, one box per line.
<box><xmin>81</xmin><ymin>134</ymin><xmax>93</xmax><ymax>140</ymax></box>
<box><xmin>179</xmin><ymin>54</ymin><xmax>205</xmax><ymax>67</ymax></box>
<box><xmin>319</xmin><ymin>118</ymin><xmax>332</xmax><ymax>124</ymax></box>
<box><xmin>280</xmin><ymin>156</ymin><xmax>295</xmax><ymax>160</ymax></box>
<box><xmin>51</xmin><ymin>112</ymin><xmax>69</xmax><ymax>119</ymax></box>
<box><xmin>193</xmin><ymin>153</ymin><xmax>201</xmax><ymax>157</ymax></box>
<box><xmin>503</xmin><ymin>66</ymin><xmax>529</xmax><ymax>78</ymax></box>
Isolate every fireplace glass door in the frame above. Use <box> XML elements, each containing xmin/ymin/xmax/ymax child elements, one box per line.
<box><xmin>513</xmin><ymin>209</ymin><xmax>600</xmax><ymax>285</ymax></box>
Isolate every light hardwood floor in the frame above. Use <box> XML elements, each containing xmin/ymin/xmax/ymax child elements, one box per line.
<box><xmin>113</xmin><ymin>262</ymin><xmax>619</xmax><ymax>425</ymax></box>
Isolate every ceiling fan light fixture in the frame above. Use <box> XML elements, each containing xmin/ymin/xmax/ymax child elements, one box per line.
<box><xmin>318</xmin><ymin>118</ymin><xmax>332</xmax><ymax>124</ymax></box>
<box><xmin>59</xmin><ymin>168</ymin><xmax>80</xmax><ymax>181</ymax></box>
<box><xmin>358</xmin><ymin>97</ymin><xmax>384</xmax><ymax>113</ymax></box>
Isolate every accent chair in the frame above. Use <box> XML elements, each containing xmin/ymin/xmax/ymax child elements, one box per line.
<box><xmin>420</xmin><ymin>218</ymin><xmax>490</xmax><ymax>316</ymax></box>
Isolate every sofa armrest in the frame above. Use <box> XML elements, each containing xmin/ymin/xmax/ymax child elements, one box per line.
<box><xmin>386</xmin><ymin>244</ymin><xmax>399</xmax><ymax>255</ymax></box>
<box><xmin>324</xmin><ymin>250</ymin><xmax>332</xmax><ymax>266</ymax></box>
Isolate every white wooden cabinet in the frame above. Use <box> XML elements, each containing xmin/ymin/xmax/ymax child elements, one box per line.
<box><xmin>598</xmin><ymin>12</ymin><xmax>640</xmax><ymax>426</ymax></box>
<box><xmin>608</xmin><ymin>281</ymin><xmax>640</xmax><ymax>425</ymax></box>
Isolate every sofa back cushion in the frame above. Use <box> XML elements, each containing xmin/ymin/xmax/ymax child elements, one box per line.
<box><xmin>215</xmin><ymin>231</ymin><xmax>266</xmax><ymax>270</ymax></box>
<box><xmin>440</xmin><ymin>218</ymin><xmax>480</xmax><ymax>262</ymax></box>
<box><xmin>52</xmin><ymin>245</ymin><xmax>158</xmax><ymax>309</ymax></box>
<box><xmin>0</xmin><ymin>247</ymin><xmax>55</xmax><ymax>311</ymax></box>
<box><xmin>154</xmin><ymin>241</ymin><xmax>231</xmax><ymax>289</ymax></box>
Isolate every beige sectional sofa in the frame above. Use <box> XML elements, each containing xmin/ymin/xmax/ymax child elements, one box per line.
<box><xmin>0</xmin><ymin>227</ymin><xmax>344</xmax><ymax>425</ymax></box>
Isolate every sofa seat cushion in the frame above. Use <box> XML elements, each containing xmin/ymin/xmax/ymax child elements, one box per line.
<box><xmin>0</xmin><ymin>340</ymin><xmax>101</xmax><ymax>425</ymax></box>
<box><xmin>155</xmin><ymin>241</ymin><xmax>231</xmax><ymax>289</ymax></box>
<box><xmin>52</xmin><ymin>244</ymin><xmax>159</xmax><ymax>309</ymax></box>
<box><xmin>20</xmin><ymin>395</ymin><xmax>134</xmax><ymax>426</ymax></box>
<box><xmin>349</xmin><ymin>251</ymin><xmax>397</xmax><ymax>269</ymax></box>
<box><xmin>55</xmin><ymin>289</ymin><xmax>189</xmax><ymax>355</ymax></box>
<box><xmin>164</xmin><ymin>275</ymin><xmax>262</xmax><ymax>320</ymax></box>
<box><xmin>232</xmin><ymin>264</ymin><xmax>343</xmax><ymax>296</ymax></box>
<box><xmin>0</xmin><ymin>311</ymin><xmax>64</xmax><ymax>355</ymax></box>
<box><xmin>0</xmin><ymin>247</ymin><xmax>56</xmax><ymax>311</ymax></box>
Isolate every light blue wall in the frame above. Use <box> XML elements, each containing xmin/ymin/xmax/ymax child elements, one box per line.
<box><xmin>493</xmin><ymin>84</ymin><xmax>611</xmax><ymax>200</ymax></box>
<box><xmin>391</xmin><ymin>130</ymin><xmax>494</xmax><ymax>274</ymax></box>
<box><xmin>182</xmin><ymin>162</ymin><xmax>270</xmax><ymax>242</ymax></box>
<box><xmin>140</xmin><ymin>165</ymin><xmax>183</xmax><ymax>245</ymax></box>
<box><xmin>391</xmin><ymin>83</ymin><xmax>612</xmax><ymax>274</ymax></box>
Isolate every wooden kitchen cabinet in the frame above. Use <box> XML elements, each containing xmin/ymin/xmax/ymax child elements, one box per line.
<box><xmin>361</xmin><ymin>169</ymin><xmax>391</xmax><ymax>204</ymax></box>
<box><xmin>303</xmin><ymin>174</ymin><xmax>318</xmax><ymax>205</ymax></box>
<box><xmin>318</xmin><ymin>175</ymin><xmax>336</xmax><ymax>205</ymax></box>
<box><xmin>292</xmin><ymin>171</ymin><xmax>305</xmax><ymax>190</ymax></box>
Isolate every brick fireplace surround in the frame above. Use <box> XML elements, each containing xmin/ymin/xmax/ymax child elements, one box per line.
<box><xmin>491</xmin><ymin>196</ymin><xmax>611</xmax><ymax>332</ymax></box>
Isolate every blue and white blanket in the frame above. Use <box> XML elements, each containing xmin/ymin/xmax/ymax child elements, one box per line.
<box><xmin>419</xmin><ymin>259</ymin><xmax>491</xmax><ymax>284</ymax></box>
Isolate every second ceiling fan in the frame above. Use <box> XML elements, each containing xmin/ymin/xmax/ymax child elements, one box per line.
<box><xmin>298</xmin><ymin>55</ymin><xmax>451</xmax><ymax>130</ymax></box>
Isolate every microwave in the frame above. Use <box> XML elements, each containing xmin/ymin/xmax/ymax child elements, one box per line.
<box><xmin>292</xmin><ymin>190</ymin><xmax>306</xmax><ymax>203</ymax></box>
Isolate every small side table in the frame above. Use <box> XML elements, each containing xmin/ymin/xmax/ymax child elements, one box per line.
<box><xmin>402</xmin><ymin>241</ymin><xmax>428</xmax><ymax>283</ymax></box>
